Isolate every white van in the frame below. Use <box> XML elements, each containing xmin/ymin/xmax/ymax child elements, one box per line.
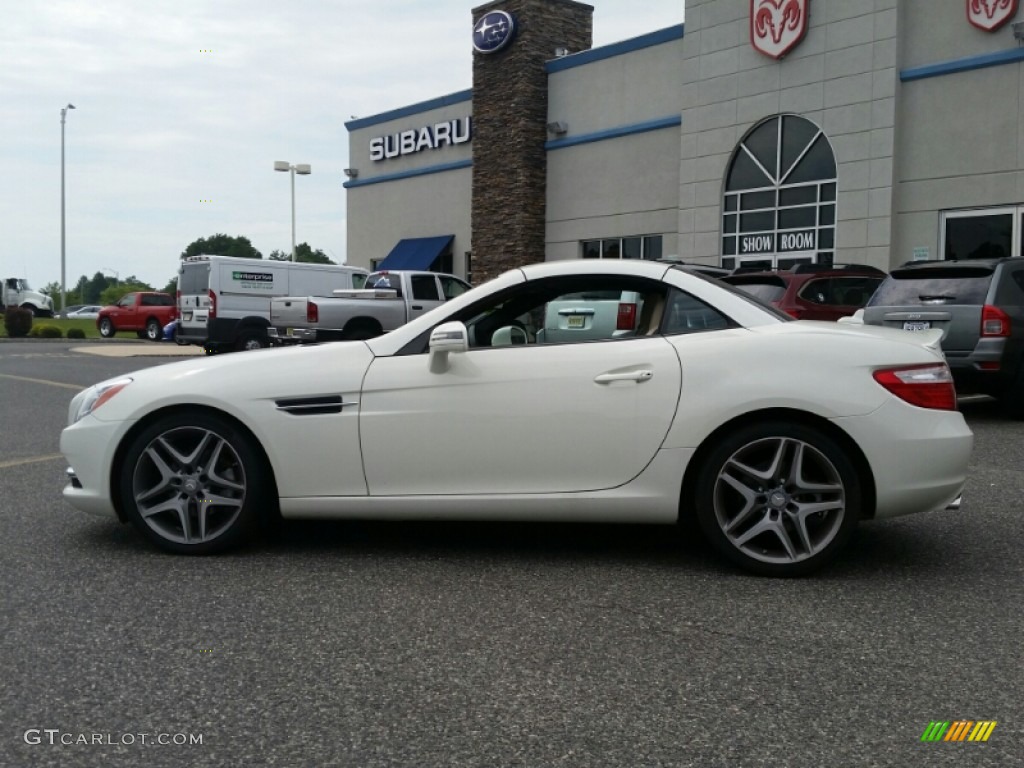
<box><xmin>177</xmin><ymin>255</ymin><xmax>368</xmax><ymax>352</ymax></box>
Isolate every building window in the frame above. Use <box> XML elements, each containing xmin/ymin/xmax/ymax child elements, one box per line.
<box><xmin>721</xmin><ymin>115</ymin><xmax>837</xmax><ymax>270</ymax></box>
<box><xmin>581</xmin><ymin>235</ymin><xmax>663</xmax><ymax>260</ymax></box>
<box><xmin>941</xmin><ymin>208</ymin><xmax>1017</xmax><ymax>261</ymax></box>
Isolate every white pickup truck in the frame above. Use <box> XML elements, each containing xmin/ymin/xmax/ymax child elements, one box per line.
<box><xmin>2</xmin><ymin>277</ymin><xmax>54</xmax><ymax>317</ymax></box>
<box><xmin>268</xmin><ymin>270</ymin><xmax>471</xmax><ymax>343</ymax></box>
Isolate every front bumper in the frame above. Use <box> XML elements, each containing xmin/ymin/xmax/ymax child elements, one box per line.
<box><xmin>60</xmin><ymin>415</ymin><xmax>129</xmax><ymax>520</ymax></box>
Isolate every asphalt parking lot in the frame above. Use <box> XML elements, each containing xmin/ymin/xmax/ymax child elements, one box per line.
<box><xmin>1</xmin><ymin>340</ymin><xmax>1022</xmax><ymax>768</ymax></box>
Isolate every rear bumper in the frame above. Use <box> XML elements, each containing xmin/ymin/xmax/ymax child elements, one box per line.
<box><xmin>831</xmin><ymin>399</ymin><xmax>973</xmax><ymax>520</ymax></box>
<box><xmin>268</xmin><ymin>327</ymin><xmax>317</xmax><ymax>344</ymax></box>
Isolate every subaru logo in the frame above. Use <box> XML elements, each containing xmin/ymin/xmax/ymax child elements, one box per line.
<box><xmin>473</xmin><ymin>10</ymin><xmax>515</xmax><ymax>54</ymax></box>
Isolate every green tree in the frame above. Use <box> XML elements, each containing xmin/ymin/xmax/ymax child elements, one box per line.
<box><xmin>268</xmin><ymin>243</ymin><xmax>335</xmax><ymax>264</ymax></box>
<box><xmin>181</xmin><ymin>234</ymin><xmax>262</xmax><ymax>260</ymax></box>
<box><xmin>161</xmin><ymin>276</ymin><xmax>178</xmax><ymax>294</ymax></box>
<box><xmin>99</xmin><ymin>282</ymin><xmax>153</xmax><ymax>307</ymax></box>
<box><xmin>84</xmin><ymin>272</ymin><xmax>111</xmax><ymax>303</ymax></box>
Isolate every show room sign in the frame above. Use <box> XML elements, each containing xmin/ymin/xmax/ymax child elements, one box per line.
<box><xmin>370</xmin><ymin>117</ymin><xmax>472</xmax><ymax>161</ymax></box>
<box><xmin>741</xmin><ymin>230</ymin><xmax>817</xmax><ymax>254</ymax></box>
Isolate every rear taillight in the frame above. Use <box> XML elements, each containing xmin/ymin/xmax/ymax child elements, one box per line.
<box><xmin>208</xmin><ymin>289</ymin><xmax>217</xmax><ymax>319</ymax></box>
<box><xmin>873</xmin><ymin>364</ymin><xmax>956</xmax><ymax>410</ymax></box>
<box><xmin>616</xmin><ymin>302</ymin><xmax>637</xmax><ymax>331</ymax></box>
<box><xmin>306</xmin><ymin>301</ymin><xmax>319</xmax><ymax>324</ymax></box>
<box><xmin>784</xmin><ymin>307</ymin><xmax>804</xmax><ymax>319</ymax></box>
<box><xmin>981</xmin><ymin>304</ymin><xmax>1010</xmax><ymax>337</ymax></box>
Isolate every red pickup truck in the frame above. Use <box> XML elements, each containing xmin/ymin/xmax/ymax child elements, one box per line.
<box><xmin>97</xmin><ymin>292</ymin><xmax>177</xmax><ymax>341</ymax></box>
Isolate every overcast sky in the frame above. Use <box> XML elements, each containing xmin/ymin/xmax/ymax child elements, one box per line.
<box><xmin>1</xmin><ymin>1</ymin><xmax>684</xmax><ymax>293</ymax></box>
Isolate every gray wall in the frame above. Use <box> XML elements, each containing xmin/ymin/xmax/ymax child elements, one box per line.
<box><xmin>679</xmin><ymin>0</ymin><xmax>898</xmax><ymax>269</ymax></box>
<box><xmin>346</xmin><ymin>98</ymin><xmax>474</xmax><ymax>273</ymax></box>
<box><xmin>545</xmin><ymin>34</ymin><xmax>684</xmax><ymax>260</ymax></box>
<box><xmin>894</xmin><ymin>0</ymin><xmax>1024</xmax><ymax>264</ymax></box>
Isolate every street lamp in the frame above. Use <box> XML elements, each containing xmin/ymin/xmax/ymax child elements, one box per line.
<box><xmin>273</xmin><ymin>160</ymin><xmax>311</xmax><ymax>261</ymax></box>
<box><xmin>60</xmin><ymin>103</ymin><xmax>75</xmax><ymax>312</ymax></box>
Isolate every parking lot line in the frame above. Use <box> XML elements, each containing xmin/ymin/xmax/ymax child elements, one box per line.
<box><xmin>0</xmin><ymin>454</ymin><xmax>64</xmax><ymax>469</ymax></box>
<box><xmin>0</xmin><ymin>373</ymin><xmax>82</xmax><ymax>390</ymax></box>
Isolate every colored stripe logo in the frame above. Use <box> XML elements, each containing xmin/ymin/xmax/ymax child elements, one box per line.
<box><xmin>921</xmin><ymin>721</ymin><xmax>997</xmax><ymax>742</ymax></box>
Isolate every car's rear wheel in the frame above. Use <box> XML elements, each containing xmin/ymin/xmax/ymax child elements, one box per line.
<box><xmin>119</xmin><ymin>412</ymin><xmax>266</xmax><ymax>554</ymax></box>
<box><xmin>145</xmin><ymin>318</ymin><xmax>161</xmax><ymax>341</ymax></box>
<box><xmin>99</xmin><ymin>318</ymin><xmax>115</xmax><ymax>338</ymax></box>
<box><xmin>694</xmin><ymin>421</ymin><xmax>861</xmax><ymax>576</ymax></box>
<box><xmin>340</xmin><ymin>322</ymin><xmax>381</xmax><ymax>341</ymax></box>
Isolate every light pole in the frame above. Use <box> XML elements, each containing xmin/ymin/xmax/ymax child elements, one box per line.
<box><xmin>60</xmin><ymin>103</ymin><xmax>75</xmax><ymax>312</ymax></box>
<box><xmin>273</xmin><ymin>161</ymin><xmax>311</xmax><ymax>261</ymax></box>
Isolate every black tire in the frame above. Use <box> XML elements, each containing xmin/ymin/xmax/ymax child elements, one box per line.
<box><xmin>145</xmin><ymin>318</ymin><xmax>161</xmax><ymax>341</ymax></box>
<box><xmin>20</xmin><ymin>304</ymin><xmax>39</xmax><ymax>317</ymax></box>
<box><xmin>693</xmin><ymin>420</ymin><xmax>862</xmax><ymax>577</ymax></box>
<box><xmin>118</xmin><ymin>411</ymin><xmax>268</xmax><ymax>555</ymax></box>
<box><xmin>99</xmin><ymin>318</ymin><xmax>115</xmax><ymax>338</ymax></box>
<box><xmin>235</xmin><ymin>331</ymin><xmax>267</xmax><ymax>352</ymax></box>
<box><xmin>340</xmin><ymin>323</ymin><xmax>381</xmax><ymax>341</ymax></box>
<box><xmin>998</xmin><ymin>361</ymin><xmax>1024</xmax><ymax>419</ymax></box>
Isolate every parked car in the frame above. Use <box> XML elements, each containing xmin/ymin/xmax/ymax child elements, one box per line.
<box><xmin>97</xmin><ymin>292</ymin><xmax>178</xmax><ymax>341</ymax></box>
<box><xmin>60</xmin><ymin>260</ymin><xmax>971</xmax><ymax>576</ymax></box>
<box><xmin>723</xmin><ymin>264</ymin><xmax>886</xmax><ymax>320</ymax></box>
<box><xmin>268</xmin><ymin>270</ymin><xmax>470</xmax><ymax>344</ymax></box>
<box><xmin>848</xmin><ymin>257</ymin><xmax>1024</xmax><ymax>415</ymax></box>
<box><xmin>64</xmin><ymin>305</ymin><xmax>103</xmax><ymax>320</ymax></box>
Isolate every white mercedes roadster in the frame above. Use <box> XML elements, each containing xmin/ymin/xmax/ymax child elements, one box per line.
<box><xmin>61</xmin><ymin>260</ymin><xmax>972</xmax><ymax>575</ymax></box>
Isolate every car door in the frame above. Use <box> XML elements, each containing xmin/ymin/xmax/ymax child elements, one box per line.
<box><xmin>358</xmin><ymin>274</ymin><xmax>683</xmax><ymax>496</ymax></box>
<box><xmin>407</xmin><ymin>274</ymin><xmax>446</xmax><ymax>321</ymax></box>
<box><xmin>111</xmin><ymin>293</ymin><xmax>135</xmax><ymax>324</ymax></box>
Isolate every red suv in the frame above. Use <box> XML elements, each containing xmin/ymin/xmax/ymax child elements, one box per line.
<box><xmin>722</xmin><ymin>264</ymin><xmax>886</xmax><ymax>320</ymax></box>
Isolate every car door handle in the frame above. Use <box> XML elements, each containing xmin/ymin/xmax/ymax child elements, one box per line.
<box><xmin>594</xmin><ymin>370</ymin><xmax>654</xmax><ymax>384</ymax></box>
<box><xmin>411</xmin><ymin>305</ymin><xmax>423</xmax><ymax>310</ymax></box>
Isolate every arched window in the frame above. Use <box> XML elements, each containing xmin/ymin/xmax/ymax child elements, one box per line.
<box><xmin>721</xmin><ymin>115</ymin><xmax>837</xmax><ymax>270</ymax></box>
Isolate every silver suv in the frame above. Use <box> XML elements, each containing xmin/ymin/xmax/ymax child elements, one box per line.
<box><xmin>860</xmin><ymin>258</ymin><xmax>1024</xmax><ymax>414</ymax></box>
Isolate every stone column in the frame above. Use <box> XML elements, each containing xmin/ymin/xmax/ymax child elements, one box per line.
<box><xmin>470</xmin><ymin>0</ymin><xmax>593</xmax><ymax>283</ymax></box>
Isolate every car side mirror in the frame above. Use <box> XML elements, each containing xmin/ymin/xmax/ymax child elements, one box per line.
<box><xmin>429</xmin><ymin>321</ymin><xmax>468</xmax><ymax>372</ymax></box>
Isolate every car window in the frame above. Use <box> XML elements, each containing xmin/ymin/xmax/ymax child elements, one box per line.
<box><xmin>118</xmin><ymin>294</ymin><xmax>136</xmax><ymax>307</ymax></box>
<box><xmin>662</xmin><ymin>290</ymin><xmax>732</xmax><ymax>334</ymax></box>
<box><xmin>440</xmin><ymin>276</ymin><xmax>470</xmax><ymax>300</ymax></box>
<box><xmin>799</xmin><ymin>276</ymin><xmax>882</xmax><ymax>306</ymax></box>
<box><xmin>455</xmin><ymin>275</ymin><xmax>670</xmax><ymax>349</ymax></box>
<box><xmin>367</xmin><ymin>272</ymin><xmax>403</xmax><ymax>298</ymax></box>
<box><xmin>868</xmin><ymin>268</ymin><xmax>994</xmax><ymax>306</ymax></box>
<box><xmin>1011</xmin><ymin>270</ymin><xmax>1024</xmax><ymax>294</ymax></box>
<box><xmin>797</xmin><ymin>278</ymin><xmax>835</xmax><ymax>305</ymax></box>
<box><xmin>410</xmin><ymin>275</ymin><xmax>441</xmax><ymax>301</ymax></box>
<box><xmin>723</xmin><ymin>276</ymin><xmax>787</xmax><ymax>303</ymax></box>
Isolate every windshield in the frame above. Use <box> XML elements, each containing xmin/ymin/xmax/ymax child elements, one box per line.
<box><xmin>17</xmin><ymin>279</ymin><xmax>31</xmax><ymax>291</ymax></box>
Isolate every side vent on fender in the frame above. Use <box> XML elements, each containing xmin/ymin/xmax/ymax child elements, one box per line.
<box><xmin>274</xmin><ymin>395</ymin><xmax>350</xmax><ymax>415</ymax></box>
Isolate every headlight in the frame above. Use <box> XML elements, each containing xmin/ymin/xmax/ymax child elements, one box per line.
<box><xmin>68</xmin><ymin>377</ymin><xmax>133</xmax><ymax>425</ymax></box>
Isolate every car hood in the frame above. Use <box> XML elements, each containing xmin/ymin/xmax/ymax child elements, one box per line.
<box><xmin>86</xmin><ymin>341</ymin><xmax>376</xmax><ymax>422</ymax></box>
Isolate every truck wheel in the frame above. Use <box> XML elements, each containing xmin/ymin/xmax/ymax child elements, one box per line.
<box><xmin>99</xmin><ymin>318</ymin><xmax>116</xmax><ymax>338</ymax></box>
<box><xmin>341</xmin><ymin>323</ymin><xmax>381</xmax><ymax>341</ymax></box>
<box><xmin>145</xmin><ymin>319</ymin><xmax>161</xmax><ymax>341</ymax></box>
<box><xmin>20</xmin><ymin>304</ymin><xmax>39</xmax><ymax>317</ymax></box>
<box><xmin>236</xmin><ymin>332</ymin><xmax>267</xmax><ymax>351</ymax></box>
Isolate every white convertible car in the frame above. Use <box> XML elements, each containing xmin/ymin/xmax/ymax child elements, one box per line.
<box><xmin>61</xmin><ymin>260</ymin><xmax>973</xmax><ymax>575</ymax></box>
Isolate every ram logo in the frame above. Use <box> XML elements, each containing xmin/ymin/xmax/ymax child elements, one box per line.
<box><xmin>967</xmin><ymin>0</ymin><xmax>1019</xmax><ymax>32</ymax></box>
<box><xmin>750</xmin><ymin>0</ymin><xmax>810</xmax><ymax>60</ymax></box>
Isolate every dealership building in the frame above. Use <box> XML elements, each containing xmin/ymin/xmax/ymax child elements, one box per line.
<box><xmin>343</xmin><ymin>0</ymin><xmax>1024</xmax><ymax>283</ymax></box>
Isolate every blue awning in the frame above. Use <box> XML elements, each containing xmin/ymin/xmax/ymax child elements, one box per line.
<box><xmin>377</xmin><ymin>235</ymin><xmax>453</xmax><ymax>271</ymax></box>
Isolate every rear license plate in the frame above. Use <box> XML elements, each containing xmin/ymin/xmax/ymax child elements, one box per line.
<box><xmin>286</xmin><ymin>328</ymin><xmax>294</xmax><ymax>336</ymax></box>
<box><xmin>567</xmin><ymin>315</ymin><xmax>585</xmax><ymax>329</ymax></box>
<box><xmin>903</xmin><ymin>321</ymin><xmax>930</xmax><ymax>331</ymax></box>
<box><xmin>183</xmin><ymin>311</ymin><xmax>193</xmax><ymax>321</ymax></box>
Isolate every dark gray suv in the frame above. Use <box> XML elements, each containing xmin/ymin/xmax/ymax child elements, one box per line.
<box><xmin>861</xmin><ymin>258</ymin><xmax>1024</xmax><ymax>414</ymax></box>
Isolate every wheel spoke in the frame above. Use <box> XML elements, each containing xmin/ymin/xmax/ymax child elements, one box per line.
<box><xmin>719</xmin><ymin>472</ymin><xmax>761</xmax><ymax>533</ymax></box>
<box><xmin>135</xmin><ymin>446</ymin><xmax>177</xmax><ymax>503</ymax></box>
<box><xmin>205</xmin><ymin>440</ymin><xmax>245</xmax><ymax>492</ymax></box>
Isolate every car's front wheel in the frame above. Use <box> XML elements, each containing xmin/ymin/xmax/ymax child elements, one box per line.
<box><xmin>118</xmin><ymin>412</ymin><xmax>268</xmax><ymax>554</ymax></box>
<box><xmin>694</xmin><ymin>421</ymin><xmax>861</xmax><ymax>576</ymax></box>
<box><xmin>99</xmin><ymin>318</ymin><xmax>115</xmax><ymax>338</ymax></box>
<box><xmin>145</xmin><ymin>319</ymin><xmax>161</xmax><ymax>341</ymax></box>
